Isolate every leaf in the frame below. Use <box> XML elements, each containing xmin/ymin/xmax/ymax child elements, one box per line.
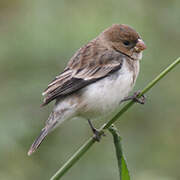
<box><xmin>109</xmin><ymin>125</ymin><xmax>130</xmax><ymax>180</ymax></box>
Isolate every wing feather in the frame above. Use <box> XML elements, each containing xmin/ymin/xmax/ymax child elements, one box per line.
<box><xmin>41</xmin><ymin>41</ymin><xmax>124</xmax><ymax>106</ymax></box>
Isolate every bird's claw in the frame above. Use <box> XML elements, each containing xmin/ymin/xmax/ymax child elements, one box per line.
<box><xmin>121</xmin><ymin>91</ymin><xmax>146</xmax><ymax>105</ymax></box>
<box><xmin>132</xmin><ymin>91</ymin><xmax>146</xmax><ymax>104</ymax></box>
<box><xmin>92</xmin><ymin>129</ymin><xmax>105</xmax><ymax>142</ymax></box>
<box><xmin>88</xmin><ymin>119</ymin><xmax>105</xmax><ymax>142</ymax></box>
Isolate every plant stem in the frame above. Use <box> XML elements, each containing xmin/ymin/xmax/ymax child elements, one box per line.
<box><xmin>50</xmin><ymin>57</ymin><xmax>180</xmax><ymax>180</ymax></box>
<box><xmin>50</xmin><ymin>138</ymin><xmax>95</xmax><ymax>180</ymax></box>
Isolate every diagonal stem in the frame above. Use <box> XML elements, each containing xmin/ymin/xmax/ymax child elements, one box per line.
<box><xmin>50</xmin><ymin>57</ymin><xmax>180</xmax><ymax>180</ymax></box>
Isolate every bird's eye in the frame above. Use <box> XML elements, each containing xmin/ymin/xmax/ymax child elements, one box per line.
<box><xmin>123</xmin><ymin>40</ymin><xmax>130</xmax><ymax>46</ymax></box>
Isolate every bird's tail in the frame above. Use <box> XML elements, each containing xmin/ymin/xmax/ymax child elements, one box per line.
<box><xmin>28</xmin><ymin>106</ymin><xmax>74</xmax><ymax>156</ymax></box>
<box><xmin>28</xmin><ymin>127</ymin><xmax>49</xmax><ymax>156</ymax></box>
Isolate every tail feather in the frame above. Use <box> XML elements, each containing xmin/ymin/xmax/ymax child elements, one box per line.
<box><xmin>28</xmin><ymin>106</ymin><xmax>73</xmax><ymax>156</ymax></box>
<box><xmin>28</xmin><ymin>128</ymin><xmax>49</xmax><ymax>156</ymax></box>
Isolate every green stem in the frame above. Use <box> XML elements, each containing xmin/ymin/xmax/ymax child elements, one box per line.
<box><xmin>50</xmin><ymin>57</ymin><xmax>180</xmax><ymax>180</ymax></box>
<box><xmin>50</xmin><ymin>138</ymin><xmax>95</xmax><ymax>180</ymax></box>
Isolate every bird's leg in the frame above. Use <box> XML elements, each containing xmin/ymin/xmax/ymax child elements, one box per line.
<box><xmin>88</xmin><ymin>119</ymin><xmax>105</xmax><ymax>142</ymax></box>
<box><xmin>121</xmin><ymin>91</ymin><xmax>146</xmax><ymax>104</ymax></box>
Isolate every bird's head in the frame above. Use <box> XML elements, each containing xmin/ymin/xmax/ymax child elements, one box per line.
<box><xmin>101</xmin><ymin>24</ymin><xmax>146</xmax><ymax>61</ymax></box>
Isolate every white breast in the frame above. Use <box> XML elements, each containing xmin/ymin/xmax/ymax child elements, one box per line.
<box><xmin>79</xmin><ymin>59</ymin><xmax>139</xmax><ymax>119</ymax></box>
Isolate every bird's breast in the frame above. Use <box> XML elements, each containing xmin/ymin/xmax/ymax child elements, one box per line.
<box><xmin>78</xmin><ymin>59</ymin><xmax>139</xmax><ymax>119</ymax></box>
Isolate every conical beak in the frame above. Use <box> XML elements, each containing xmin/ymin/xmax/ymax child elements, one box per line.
<box><xmin>134</xmin><ymin>39</ymin><xmax>147</xmax><ymax>53</ymax></box>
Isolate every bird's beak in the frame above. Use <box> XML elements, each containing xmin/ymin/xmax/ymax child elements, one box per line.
<box><xmin>134</xmin><ymin>39</ymin><xmax>146</xmax><ymax>53</ymax></box>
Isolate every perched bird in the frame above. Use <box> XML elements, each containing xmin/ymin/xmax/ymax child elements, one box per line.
<box><xmin>28</xmin><ymin>24</ymin><xmax>146</xmax><ymax>156</ymax></box>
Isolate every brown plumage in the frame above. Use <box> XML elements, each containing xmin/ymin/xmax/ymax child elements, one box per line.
<box><xmin>42</xmin><ymin>24</ymin><xmax>146</xmax><ymax>106</ymax></box>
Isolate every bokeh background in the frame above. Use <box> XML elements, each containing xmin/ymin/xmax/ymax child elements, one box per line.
<box><xmin>0</xmin><ymin>0</ymin><xmax>180</xmax><ymax>179</ymax></box>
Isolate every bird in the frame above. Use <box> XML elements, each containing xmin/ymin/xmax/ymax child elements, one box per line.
<box><xmin>28</xmin><ymin>24</ymin><xmax>146</xmax><ymax>156</ymax></box>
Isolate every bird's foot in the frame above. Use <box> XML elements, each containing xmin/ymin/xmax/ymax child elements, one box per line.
<box><xmin>92</xmin><ymin>128</ymin><xmax>105</xmax><ymax>142</ymax></box>
<box><xmin>121</xmin><ymin>91</ymin><xmax>146</xmax><ymax>104</ymax></box>
<box><xmin>88</xmin><ymin>119</ymin><xmax>105</xmax><ymax>142</ymax></box>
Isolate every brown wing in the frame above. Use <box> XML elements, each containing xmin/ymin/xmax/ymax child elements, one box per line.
<box><xmin>41</xmin><ymin>41</ymin><xmax>124</xmax><ymax>106</ymax></box>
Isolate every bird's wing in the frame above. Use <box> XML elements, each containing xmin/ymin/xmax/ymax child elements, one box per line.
<box><xmin>42</xmin><ymin>42</ymin><xmax>124</xmax><ymax>106</ymax></box>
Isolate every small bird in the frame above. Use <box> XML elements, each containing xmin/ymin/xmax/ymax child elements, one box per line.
<box><xmin>28</xmin><ymin>24</ymin><xmax>146</xmax><ymax>156</ymax></box>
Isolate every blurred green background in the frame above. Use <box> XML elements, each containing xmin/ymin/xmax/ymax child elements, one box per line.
<box><xmin>0</xmin><ymin>0</ymin><xmax>180</xmax><ymax>179</ymax></box>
